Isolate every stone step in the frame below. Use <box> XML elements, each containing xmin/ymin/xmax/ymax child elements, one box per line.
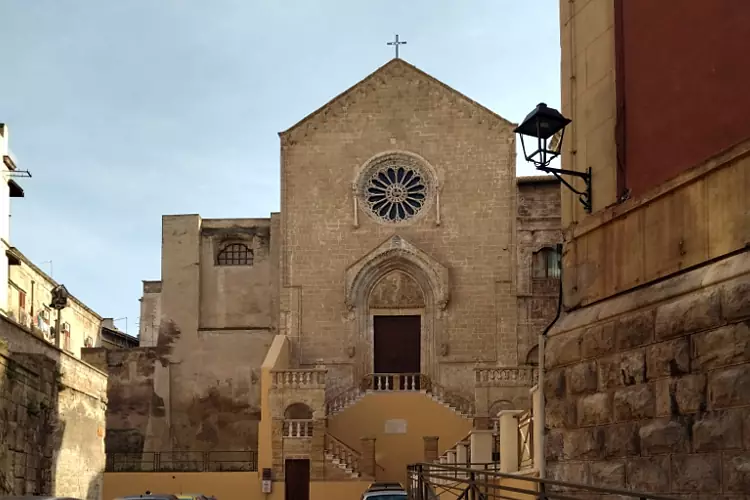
<box><xmin>329</xmin><ymin>390</ymin><xmax>470</xmax><ymax>420</ymax></box>
<box><xmin>325</xmin><ymin>453</ymin><xmax>359</xmax><ymax>478</ymax></box>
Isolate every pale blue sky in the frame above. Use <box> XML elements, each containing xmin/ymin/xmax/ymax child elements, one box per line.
<box><xmin>0</xmin><ymin>0</ymin><xmax>560</xmax><ymax>336</ymax></box>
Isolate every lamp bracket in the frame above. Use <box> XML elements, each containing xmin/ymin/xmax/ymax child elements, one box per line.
<box><xmin>537</xmin><ymin>166</ymin><xmax>592</xmax><ymax>213</ymax></box>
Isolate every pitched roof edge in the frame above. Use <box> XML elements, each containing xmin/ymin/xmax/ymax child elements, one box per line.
<box><xmin>279</xmin><ymin>58</ymin><xmax>515</xmax><ymax>137</ymax></box>
<box><xmin>516</xmin><ymin>175</ymin><xmax>560</xmax><ymax>185</ymax></box>
<box><xmin>399</xmin><ymin>58</ymin><xmax>516</xmax><ymax>128</ymax></box>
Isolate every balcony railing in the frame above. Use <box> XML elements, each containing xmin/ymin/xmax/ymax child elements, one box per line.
<box><xmin>283</xmin><ymin>419</ymin><xmax>314</xmax><ymax>438</ymax></box>
<box><xmin>271</xmin><ymin>368</ymin><xmax>326</xmax><ymax>389</ymax></box>
<box><xmin>365</xmin><ymin>372</ymin><xmax>426</xmax><ymax>391</ymax></box>
<box><xmin>105</xmin><ymin>450</ymin><xmax>257</xmax><ymax>472</ymax></box>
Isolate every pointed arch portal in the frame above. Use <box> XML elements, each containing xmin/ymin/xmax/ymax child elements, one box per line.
<box><xmin>344</xmin><ymin>235</ymin><xmax>450</xmax><ymax>380</ymax></box>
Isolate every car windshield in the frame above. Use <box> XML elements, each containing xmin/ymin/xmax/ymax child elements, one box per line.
<box><xmin>365</xmin><ymin>494</ymin><xmax>407</xmax><ymax>500</ymax></box>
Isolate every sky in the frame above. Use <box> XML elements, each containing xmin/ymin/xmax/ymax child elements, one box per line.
<box><xmin>0</xmin><ymin>0</ymin><xmax>561</xmax><ymax>337</ymax></box>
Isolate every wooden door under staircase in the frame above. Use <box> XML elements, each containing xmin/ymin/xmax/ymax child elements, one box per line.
<box><xmin>284</xmin><ymin>459</ymin><xmax>310</xmax><ymax>500</ymax></box>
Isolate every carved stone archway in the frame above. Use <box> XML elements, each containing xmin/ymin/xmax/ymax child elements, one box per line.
<box><xmin>344</xmin><ymin>235</ymin><xmax>450</xmax><ymax>381</ymax></box>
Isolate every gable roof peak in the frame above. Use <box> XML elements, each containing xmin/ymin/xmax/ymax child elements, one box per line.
<box><xmin>279</xmin><ymin>58</ymin><xmax>515</xmax><ymax>139</ymax></box>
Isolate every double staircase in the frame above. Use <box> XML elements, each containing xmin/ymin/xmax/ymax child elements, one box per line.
<box><xmin>321</xmin><ymin>372</ymin><xmax>475</xmax><ymax>479</ymax></box>
<box><xmin>326</xmin><ymin>372</ymin><xmax>475</xmax><ymax>418</ymax></box>
<box><xmin>274</xmin><ymin>368</ymin><xmax>478</xmax><ymax>480</ymax></box>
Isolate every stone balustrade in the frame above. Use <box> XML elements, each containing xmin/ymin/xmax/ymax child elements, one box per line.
<box><xmin>367</xmin><ymin>372</ymin><xmax>425</xmax><ymax>391</ymax></box>
<box><xmin>324</xmin><ymin>434</ymin><xmax>361</xmax><ymax>475</ymax></box>
<box><xmin>271</xmin><ymin>368</ymin><xmax>326</xmax><ymax>388</ymax></box>
<box><xmin>283</xmin><ymin>419</ymin><xmax>314</xmax><ymax>438</ymax></box>
<box><xmin>474</xmin><ymin>366</ymin><xmax>538</xmax><ymax>387</ymax></box>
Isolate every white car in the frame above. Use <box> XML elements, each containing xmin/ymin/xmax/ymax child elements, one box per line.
<box><xmin>361</xmin><ymin>484</ymin><xmax>407</xmax><ymax>500</ymax></box>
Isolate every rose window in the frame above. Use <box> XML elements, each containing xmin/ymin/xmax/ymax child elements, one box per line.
<box><xmin>364</xmin><ymin>166</ymin><xmax>427</xmax><ymax>222</ymax></box>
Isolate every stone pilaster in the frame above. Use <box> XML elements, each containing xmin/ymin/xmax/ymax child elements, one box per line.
<box><xmin>423</xmin><ymin>436</ymin><xmax>439</xmax><ymax>462</ymax></box>
<box><xmin>310</xmin><ymin>419</ymin><xmax>326</xmax><ymax>480</ymax></box>
<box><xmin>360</xmin><ymin>436</ymin><xmax>377</xmax><ymax>477</ymax></box>
<box><xmin>271</xmin><ymin>418</ymin><xmax>285</xmax><ymax>480</ymax></box>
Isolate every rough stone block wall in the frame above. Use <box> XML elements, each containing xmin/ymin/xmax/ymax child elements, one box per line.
<box><xmin>0</xmin><ymin>316</ymin><xmax>107</xmax><ymax>500</ymax></box>
<box><xmin>0</xmin><ymin>346</ymin><xmax>58</xmax><ymax>496</ymax></box>
<box><xmin>544</xmin><ymin>253</ymin><xmax>750</xmax><ymax>497</ymax></box>
<box><xmin>81</xmin><ymin>347</ymin><xmax>160</xmax><ymax>454</ymax></box>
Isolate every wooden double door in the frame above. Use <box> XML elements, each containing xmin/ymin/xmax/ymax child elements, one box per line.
<box><xmin>373</xmin><ymin>315</ymin><xmax>421</xmax><ymax>389</ymax></box>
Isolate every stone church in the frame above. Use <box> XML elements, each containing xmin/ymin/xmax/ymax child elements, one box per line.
<box><xmin>88</xmin><ymin>58</ymin><xmax>562</xmax><ymax>463</ymax></box>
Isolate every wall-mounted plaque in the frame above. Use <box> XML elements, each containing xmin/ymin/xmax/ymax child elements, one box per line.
<box><xmin>384</xmin><ymin>419</ymin><xmax>407</xmax><ymax>434</ymax></box>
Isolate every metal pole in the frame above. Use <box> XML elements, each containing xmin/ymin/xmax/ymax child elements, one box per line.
<box><xmin>54</xmin><ymin>308</ymin><xmax>61</xmax><ymax>349</ymax></box>
<box><xmin>537</xmin><ymin>333</ymin><xmax>545</xmax><ymax>480</ymax></box>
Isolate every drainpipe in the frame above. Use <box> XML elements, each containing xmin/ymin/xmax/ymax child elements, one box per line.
<box><xmin>538</xmin><ymin>243</ymin><xmax>564</xmax><ymax>480</ymax></box>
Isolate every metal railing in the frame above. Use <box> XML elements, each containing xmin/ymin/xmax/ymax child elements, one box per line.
<box><xmin>407</xmin><ymin>462</ymin><xmax>682</xmax><ymax>500</ymax></box>
<box><xmin>105</xmin><ymin>450</ymin><xmax>257</xmax><ymax>472</ymax></box>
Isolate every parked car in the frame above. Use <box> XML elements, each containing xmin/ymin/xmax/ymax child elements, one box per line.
<box><xmin>1</xmin><ymin>497</ymin><xmax>82</xmax><ymax>500</ymax></box>
<box><xmin>177</xmin><ymin>494</ymin><xmax>210</xmax><ymax>500</ymax></box>
<box><xmin>115</xmin><ymin>494</ymin><xmax>180</xmax><ymax>500</ymax></box>
<box><xmin>361</xmin><ymin>483</ymin><xmax>407</xmax><ymax>500</ymax></box>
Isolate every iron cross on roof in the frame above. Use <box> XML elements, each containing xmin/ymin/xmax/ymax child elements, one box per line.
<box><xmin>387</xmin><ymin>34</ymin><xmax>407</xmax><ymax>59</ymax></box>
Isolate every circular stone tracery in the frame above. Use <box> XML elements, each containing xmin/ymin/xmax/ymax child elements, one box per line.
<box><xmin>363</xmin><ymin>163</ymin><xmax>429</xmax><ymax>223</ymax></box>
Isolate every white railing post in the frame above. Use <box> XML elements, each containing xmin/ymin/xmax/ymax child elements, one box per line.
<box><xmin>469</xmin><ymin>430</ymin><xmax>494</xmax><ymax>467</ymax></box>
<box><xmin>498</xmin><ymin>409</ymin><xmax>524</xmax><ymax>473</ymax></box>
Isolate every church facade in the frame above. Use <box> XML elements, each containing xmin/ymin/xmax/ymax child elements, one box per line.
<box><xmin>91</xmin><ymin>59</ymin><xmax>561</xmax><ymax>475</ymax></box>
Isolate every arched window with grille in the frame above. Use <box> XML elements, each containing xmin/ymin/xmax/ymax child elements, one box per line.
<box><xmin>532</xmin><ymin>246</ymin><xmax>561</xmax><ymax>279</ymax></box>
<box><xmin>216</xmin><ymin>242</ymin><xmax>254</xmax><ymax>266</ymax></box>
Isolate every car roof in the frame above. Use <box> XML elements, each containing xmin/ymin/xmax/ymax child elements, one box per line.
<box><xmin>1</xmin><ymin>497</ymin><xmax>82</xmax><ymax>500</ymax></box>
<box><xmin>117</xmin><ymin>496</ymin><xmax>179</xmax><ymax>500</ymax></box>
<box><xmin>367</xmin><ymin>484</ymin><xmax>403</xmax><ymax>490</ymax></box>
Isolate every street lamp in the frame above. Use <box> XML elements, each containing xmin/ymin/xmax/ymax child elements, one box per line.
<box><xmin>50</xmin><ymin>284</ymin><xmax>69</xmax><ymax>349</ymax></box>
<box><xmin>514</xmin><ymin>103</ymin><xmax>592</xmax><ymax>213</ymax></box>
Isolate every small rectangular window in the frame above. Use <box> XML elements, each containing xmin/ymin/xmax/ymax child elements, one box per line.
<box><xmin>18</xmin><ymin>290</ymin><xmax>26</xmax><ymax>310</ymax></box>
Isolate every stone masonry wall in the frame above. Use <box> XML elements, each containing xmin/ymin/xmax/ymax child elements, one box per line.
<box><xmin>544</xmin><ymin>251</ymin><xmax>750</xmax><ymax>497</ymax></box>
<box><xmin>0</xmin><ymin>315</ymin><xmax>107</xmax><ymax>500</ymax></box>
<box><xmin>280</xmin><ymin>58</ymin><xmax>517</xmax><ymax>396</ymax></box>
<box><xmin>516</xmin><ymin>178</ymin><xmax>562</xmax><ymax>367</ymax></box>
<box><xmin>0</xmin><ymin>344</ymin><xmax>58</xmax><ymax>496</ymax></box>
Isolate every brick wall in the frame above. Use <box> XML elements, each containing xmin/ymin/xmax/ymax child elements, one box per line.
<box><xmin>545</xmin><ymin>251</ymin><xmax>750</xmax><ymax>497</ymax></box>
<box><xmin>0</xmin><ymin>315</ymin><xmax>107</xmax><ymax>500</ymax></box>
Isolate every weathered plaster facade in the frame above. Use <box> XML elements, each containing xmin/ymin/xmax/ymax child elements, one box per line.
<box><xmin>6</xmin><ymin>247</ymin><xmax>102</xmax><ymax>358</ymax></box>
<box><xmin>546</xmin><ymin>0</ymin><xmax>750</xmax><ymax>496</ymax></box>
<box><xmin>98</xmin><ymin>59</ymin><xmax>561</xmax><ymax>457</ymax></box>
